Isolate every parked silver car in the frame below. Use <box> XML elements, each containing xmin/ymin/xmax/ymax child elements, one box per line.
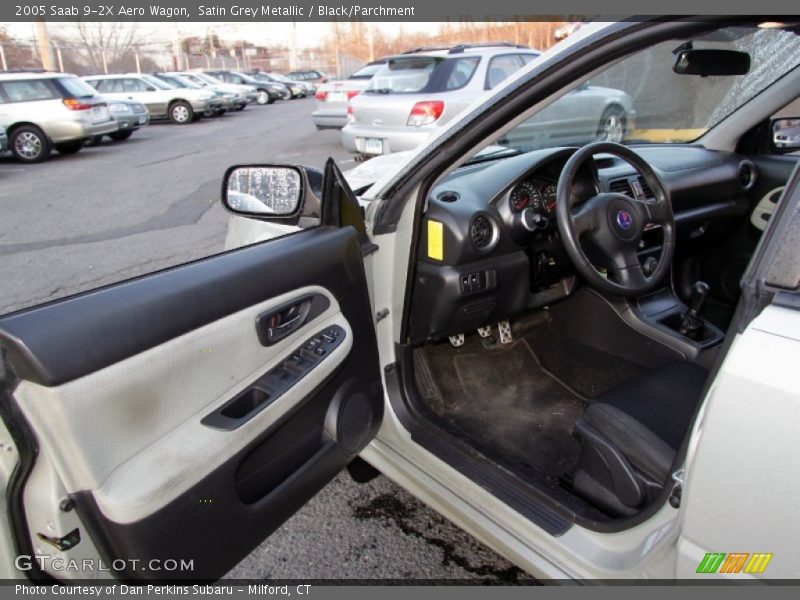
<box><xmin>176</xmin><ymin>71</ymin><xmax>254</xmax><ymax>109</ymax></box>
<box><xmin>499</xmin><ymin>82</ymin><xmax>636</xmax><ymax>148</ymax></box>
<box><xmin>83</xmin><ymin>73</ymin><xmax>216</xmax><ymax>124</ymax></box>
<box><xmin>342</xmin><ymin>43</ymin><xmax>540</xmax><ymax>157</ymax></box>
<box><xmin>150</xmin><ymin>72</ymin><xmax>232</xmax><ymax>115</ymax></box>
<box><xmin>86</xmin><ymin>98</ymin><xmax>149</xmax><ymax>145</ymax></box>
<box><xmin>246</xmin><ymin>71</ymin><xmax>306</xmax><ymax>99</ymax></box>
<box><xmin>0</xmin><ymin>71</ymin><xmax>116</xmax><ymax>162</ymax></box>
<box><xmin>311</xmin><ymin>60</ymin><xmax>385</xmax><ymax>130</ymax></box>
<box><xmin>773</xmin><ymin>119</ymin><xmax>800</xmax><ymax>149</ymax></box>
<box><xmin>206</xmin><ymin>70</ymin><xmax>286</xmax><ymax>104</ymax></box>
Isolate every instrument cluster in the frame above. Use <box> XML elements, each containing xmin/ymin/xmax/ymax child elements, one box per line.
<box><xmin>509</xmin><ymin>179</ymin><xmax>558</xmax><ymax>216</ymax></box>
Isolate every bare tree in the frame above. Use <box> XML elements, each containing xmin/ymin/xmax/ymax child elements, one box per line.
<box><xmin>69</xmin><ymin>22</ymin><xmax>143</xmax><ymax>73</ymax></box>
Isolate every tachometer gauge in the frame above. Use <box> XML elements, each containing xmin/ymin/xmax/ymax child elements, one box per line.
<box><xmin>541</xmin><ymin>183</ymin><xmax>557</xmax><ymax>214</ymax></box>
<box><xmin>510</xmin><ymin>181</ymin><xmax>542</xmax><ymax>213</ymax></box>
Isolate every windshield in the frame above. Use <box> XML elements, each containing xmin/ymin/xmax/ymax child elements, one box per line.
<box><xmin>141</xmin><ymin>74</ymin><xmax>175</xmax><ymax>90</ymax></box>
<box><xmin>161</xmin><ymin>74</ymin><xmax>201</xmax><ymax>89</ymax></box>
<box><xmin>495</xmin><ymin>26</ymin><xmax>800</xmax><ymax>151</ymax></box>
<box><xmin>191</xmin><ymin>72</ymin><xmax>223</xmax><ymax>85</ymax></box>
<box><xmin>269</xmin><ymin>73</ymin><xmax>294</xmax><ymax>83</ymax></box>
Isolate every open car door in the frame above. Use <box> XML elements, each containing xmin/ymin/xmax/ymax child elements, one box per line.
<box><xmin>0</xmin><ymin>160</ymin><xmax>383</xmax><ymax>582</ymax></box>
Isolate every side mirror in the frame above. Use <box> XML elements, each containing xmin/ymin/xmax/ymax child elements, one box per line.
<box><xmin>221</xmin><ymin>164</ymin><xmax>322</xmax><ymax>224</ymax></box>
<box><xmin>673</xmin><ymin>49</ymin><xmax>750</xmax><ymax>76</ymax></box>
<box><xmin>772</xmin><ymin>117</ymin><xmax>800</xmax><ymax>152</ymax></box>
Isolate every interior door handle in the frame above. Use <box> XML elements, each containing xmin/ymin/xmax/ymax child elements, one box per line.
<box><xmin>255</xmin><ymin>293</ymin><xmax>331</xmax><ymax>347</ymax></box>
<box><xmin>262</xmin><ymin>301</ymin><xmax>311</xmax><ymax>345</ymax></box>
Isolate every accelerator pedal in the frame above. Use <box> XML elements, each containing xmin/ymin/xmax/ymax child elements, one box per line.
<box><xmin>498</xmin><ymin>320</ymin><xmax>513</xmax><ymax>344</ymax></box>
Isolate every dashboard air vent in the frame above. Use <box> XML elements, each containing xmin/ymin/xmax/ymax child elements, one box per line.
<box><xmin>470</xmin><ymin>215</ymin><xmax>496</xmax><ymax>251</ymax></box>
<box><xmin>738</xmin><ymin>161</ymin><xmax>756</xmax><ymax>190</ymax></box>
<box><xmin>609</xmin><ymin>178</ymin><xmax>633</xmax><ymax>196</ymax></box>
<box><xmin>638</xmin><ymin>176</ymin><xmax>653</xmax><ymax>197</ymax></box>
<box><xmin>608</xmin><ymin>176</ymin><xmax>653</xmax><ymax>198</ymax></box>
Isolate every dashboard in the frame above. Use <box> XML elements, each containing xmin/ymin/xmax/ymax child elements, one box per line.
<box><xmin>408</xmin><ymin>145</ymin><xmax>755</xmax><ymax>344</ymax></box>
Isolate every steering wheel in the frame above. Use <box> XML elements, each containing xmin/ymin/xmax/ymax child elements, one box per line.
<box><xmin>555</xmin><ymin>142</ymin><xmax>675</xmax><ymax>297</ymax></box>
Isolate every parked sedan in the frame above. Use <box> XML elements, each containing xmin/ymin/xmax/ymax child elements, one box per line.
<box><xmin>311</xmin><ymin>60</ymin><xmax>385</xmax><ymax>130</ymax></box>
<box><xmin>83</xmin><ymin>74</ymin><xmax>217</xmax><ymax>124</ymax></box>
<box><xmin>773</xmin><ymin>119</ymin><xmax>800</xmax><ymax>149</ymax></box>
<box><xmin>499</xmin><ymin>83</ymin><xmax>636</xmax><ymax>148</ymax></box>
<box><xmin>176</xmin><ymin>71</ymin><xmax>254</xmax><ymax>110</ymax></box>
<box><xmin>206</xmin><ymin>71</ymin><xmax>285</xmax><ymax>105</ymax></box>
<box><xmin>0</xmin><ymin>72</ymin><xmax>116</xmax><ymax>162</ymax></box>
<box><xmin>246</xmin><ymin>71</ymin><xmax>306</xmax><ymax>98</ymax></box>
<box><xmin>86</xmin><ymin>99</ymin><xmax>149</xmax><ymax>145</ymax></box>
<box><xmin>149</xmin><ymin>72</ymin><xmax>232</xmax><ymax>115</ymax></box>
<box><xmin>286</xmin><ymin>69</ymin><xmax>329</xmax><ymax>84</ymax></box>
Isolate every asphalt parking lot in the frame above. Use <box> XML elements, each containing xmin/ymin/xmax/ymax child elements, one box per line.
<box><xmin>0</xmin><ymin>98</ymin><xmax>525</xmax><ymax>581</ymax></box>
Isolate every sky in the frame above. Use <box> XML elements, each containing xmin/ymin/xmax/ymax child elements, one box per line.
<box><xmin>1</xmin><ymin>21</ymin><xmax>443</xmax><ymax>49</ymax></box>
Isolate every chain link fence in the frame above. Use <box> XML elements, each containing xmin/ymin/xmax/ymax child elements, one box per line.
<box><xmin>1</xmin><ymin>38</ymin><xmax>363</xmax><ymax>78</ymax></box>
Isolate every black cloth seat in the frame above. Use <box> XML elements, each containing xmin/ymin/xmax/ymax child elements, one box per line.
<box><xmin>570</xmin><ymin>361</ymin><xmax>709</xmax><ymax>517</ymax></box>
<box><xmin>590</xmin><ymin>361</ymin><xmax>709</xmax><ymax>449</ymax></box>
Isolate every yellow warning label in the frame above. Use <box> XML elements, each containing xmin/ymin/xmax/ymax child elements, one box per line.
<box><xmin>427</xmin><ymin>220</ymin><xmax>444</xmax><ymax>261</ymax></box>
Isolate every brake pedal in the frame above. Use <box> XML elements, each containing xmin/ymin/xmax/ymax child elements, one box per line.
<box><xmin>448</xmin><ymin>334</ymin><xmax>465</xmax><ymax>348</ymax></box>
<box><xmin>498</xmin><ymin>320</ymin><xmax>513</xmax><ymax>344</ymax></box>
<box><xmin>477</xmin><ymin>326</ymin><xmax>492</xmax><ymax>338</ymax></box>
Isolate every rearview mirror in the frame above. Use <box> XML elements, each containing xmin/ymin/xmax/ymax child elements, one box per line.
<box><xmin>222</xmin><ymin>165</ymin><xmax>303</xmax><ymax>217</ymax></box>
<box><xmin>673</xmin><ymin>49</ymin><xmax>750</xmax><ymax>76</ymax></box>
<box><xmin>772</xmin><ymin>117</ymin><xmax>800</xmax><ymax>151</ymax></box>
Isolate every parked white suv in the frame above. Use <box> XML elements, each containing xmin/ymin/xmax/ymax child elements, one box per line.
<box><xmin>0</xmin><ymin>71</ymin><xmax>116</xmax><ymax>163</ymax></box>
<box><xmin>83</xmin><ymin>73</ymin><xmax>216</xmax><ymax>124</ymax></box>
<box><xmin>341</xmin><ymin>43</ymin><xmax>540</xmax><ymax>158</ymax></box>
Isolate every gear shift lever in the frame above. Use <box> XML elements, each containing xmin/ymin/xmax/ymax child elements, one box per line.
<box><xmin>679</xmin><ymin>281</ymin><xmax>709</xmax><ymax>339</ymax></box>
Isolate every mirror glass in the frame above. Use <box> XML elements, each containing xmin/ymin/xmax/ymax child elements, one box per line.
<box><xmin>773</xmin><ymin>118</ymin><xmax>800</xmax><ymax>150</ymax></box>
<box><xmin>673</xmin><ymin>49</ymin><xmax>750</xmax><ymax>76</ymax></box>
<box><xmin>224</xmin><ymin>167</ymin><xmax>302</xmax><ymax>216</ymax></box>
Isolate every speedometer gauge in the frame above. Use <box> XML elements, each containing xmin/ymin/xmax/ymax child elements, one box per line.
<box><xmin>510</xmin><ymin>181</ymin><xmax>542</xmax><ymax>213</ymax></box>
<box><xmin>541</xmin><ymin>183</ymin><xmax>557</xmax><ymax>214</ymax></box>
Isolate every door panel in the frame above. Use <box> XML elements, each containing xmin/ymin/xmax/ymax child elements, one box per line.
<box><xmin>0</xmin><ymin>225</ymin><xmax>383</xmax><ymax>581</ymax></box>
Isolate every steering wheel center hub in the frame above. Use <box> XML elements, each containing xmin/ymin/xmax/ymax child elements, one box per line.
<box><xmin>607</xmin><ymin>197</ymin><xmax>640</xmax><ymax>241</ymax></box>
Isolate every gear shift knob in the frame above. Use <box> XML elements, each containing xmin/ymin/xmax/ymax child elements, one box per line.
<box><xmin>679</xmin><ymin>281</ymin><xmax>709</xmax><ymax>339</ymax></box>
<box><xmin>687</xmin><ymin>281</ymin><xmax>710</xmax><ymax>315</ymax></box>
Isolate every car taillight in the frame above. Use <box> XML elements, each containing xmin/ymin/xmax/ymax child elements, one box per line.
<box><xmin>407</xmin><ymin>101</ymin><xmax>445</xmax><ymax>127</ymax></box>
<box><xmin>347</xmin><ymin>102</ymin><xmax>354</xmax><ymax>123</ymax></box>
<box><xmin>315</xmin><ymin>90</ymin><xmax>327</xmax><ymax>101</ymax></box>
<box><xmin>63</xmin><ymin>98</ymin><xmax>102</xmax><ymax>111</ymax></box>
<box><xmin>346</xmin><ymin>90</ymin><xmax>360</xmax><ymax>100</ymax></box>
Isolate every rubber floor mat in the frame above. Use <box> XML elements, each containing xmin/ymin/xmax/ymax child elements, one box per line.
<box><xmin>446</xmin><ymin>340</ymin><xmax>587</xmax><ymax>483</ymax></box>
<box><xmin>524</xmin><ymin>321</ymin><xmax>645</xmax><ymax>398</ymax></box>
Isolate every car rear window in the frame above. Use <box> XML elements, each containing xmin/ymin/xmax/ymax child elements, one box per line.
<box><xmin>365</xmin><ymin>56</ymin><xmax>479</xmax><ymax>94</ymax></box>
<box><xmin>57</xmin><ymin>76</ymin><xmax>98</xmax><ymax>98</ymax></box>
<box><xmin>349</xmin><ymin>64</ymin><xmax>384</xmax><ymax>79</ymax></box>
<box><xmin>0</xmin><ymin>79</ymin><xmax>58</xmax><ymax>102</ymax></box>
